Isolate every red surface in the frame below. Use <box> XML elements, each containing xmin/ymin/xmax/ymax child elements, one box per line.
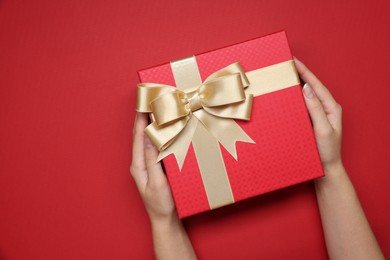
<box><xmin>138</xmin><ymin>31</ymin><xmax>324</xmax><ymax>218</ymax></box>
<box><xmin>0</xmin><ymin>0</ymin><xmax>389</xmax><ymax>259</ymax></box>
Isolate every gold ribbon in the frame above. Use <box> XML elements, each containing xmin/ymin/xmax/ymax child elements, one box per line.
<box><xmin>136</xmin><ymin>57</ymin><xmax>300</xmax><ymax>209</ymax></box>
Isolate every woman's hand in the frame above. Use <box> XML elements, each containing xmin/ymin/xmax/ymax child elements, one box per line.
<box><xmin>130</xmin><ymin>112</ymin><xmax>197</xmax><ymax>260</ymax></box>
<box><xmin>295</xmin><ymin>57</ymin><xmax>384</xmax><ymax>260</ymax></box>
<box><xmin>130</xmin><ymin>112</ymin><xmax>176</xmax><ymax>223</ymax></box>
<box><xmin>295</xmin><ymin>58</ymin><xmax>343</xmax><ymax>175</ymax></box>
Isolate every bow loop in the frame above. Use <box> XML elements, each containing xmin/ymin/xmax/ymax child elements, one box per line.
<box><xmin>199</xmin><ymin>73</ymin><xmax>246</xmax><ymax>107</ymax></box>
<box><xmin>205</xmin><ymin>62</ymin><xmax>250</xmax><ymax>88</ymax></box>
<box><xmin>136</xmin><ymin>83</ymin><xmax>176</xmax><ymax>113</ymax></box>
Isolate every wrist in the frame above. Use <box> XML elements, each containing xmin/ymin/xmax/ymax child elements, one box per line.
<box><xmin>315</xmin><ymin>160</ymin><xmax>346</xmax><ymax>188</ymax></box>
<box><xmin>150</xmin><ymin>212</ymin><xmax>182</xmax><ymax>233</ymax></box>
<box><xmin>322</xmin><ymin>159</ymin><xmax>344</xmax><ymax>175</ymax></box>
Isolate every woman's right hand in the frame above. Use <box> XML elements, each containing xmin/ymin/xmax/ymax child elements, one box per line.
<box><xmin>295</xmin><ymin>57</ymin><xmax>384</xmax><ymax>260</ymax></box>
<box><xmin>294</xmin><ymin>57</ymin><xmax>343</xmax><ymax>175</ymax></box>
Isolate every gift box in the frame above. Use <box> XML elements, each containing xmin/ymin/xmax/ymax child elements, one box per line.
<box><xmin>136</xmin><ymin>31</ymin><xmax>324</xmax><ymax>218</ymax></box>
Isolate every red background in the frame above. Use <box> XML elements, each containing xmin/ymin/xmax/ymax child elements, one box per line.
<box><xmin>0</xmin><ymin>0</ymin><xmax>389</xmax><ymax>259</ymax></box>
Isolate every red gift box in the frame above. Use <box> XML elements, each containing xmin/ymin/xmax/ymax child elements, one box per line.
<box><xmin>137</xmin><ymin>31</ymin><xmax>324</xmax><ymax>218</ymax></box>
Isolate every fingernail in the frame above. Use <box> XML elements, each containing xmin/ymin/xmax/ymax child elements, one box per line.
<box><xmin>303</xmin><ymin>83</ymin><xmax>315</xmax><ymax>99</ymax></box>
<box><xmin>144</xmin><ymin>136</ymin><xmax>154</xmax><ymax>148</ymax></box>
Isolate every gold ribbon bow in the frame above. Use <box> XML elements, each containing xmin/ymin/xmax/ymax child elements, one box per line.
<box><xmin>137</xmin><ymin>61</ymin><xmax>255</xmax><ymax>170</ymax></box>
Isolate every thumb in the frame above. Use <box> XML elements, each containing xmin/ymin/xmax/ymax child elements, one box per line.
<box><xmin>144</xmin><ymin>136</ymin><xmax>167</xmax><ymax>187</ymax></box>
<box><xmin>303</xmin><ymin>83</ymin><xmax>333</xmax><ymax>135</ymax></box>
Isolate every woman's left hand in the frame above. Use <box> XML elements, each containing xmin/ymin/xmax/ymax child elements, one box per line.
<box><xmin>130</xmin><ymin>112</ymin><xmax>177</xmax><ymax>223</ymax></box>
<box><xmin>130</xmin><ymin>113</ymin><xmax>197</xmax><ymax>260</ymax></box>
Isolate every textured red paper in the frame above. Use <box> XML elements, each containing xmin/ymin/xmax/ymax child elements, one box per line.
<box><xmin>138</xmin><ymin>31</ymin><xmax>324</xmax><ymax>218</ymax></box>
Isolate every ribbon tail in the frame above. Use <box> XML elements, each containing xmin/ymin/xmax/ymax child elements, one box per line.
<box><xmin>157</xmin><ymin>116</ymin><xmax>198</xmax><ymax>170</ymax></box>
<box><xmin>194</xmin><ymin>110</ymin><xmax>255</xmax><ymax>160</ymax></box>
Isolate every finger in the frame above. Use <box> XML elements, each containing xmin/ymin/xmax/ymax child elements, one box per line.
<box><xmin>130</xmin><ymin>112</ymin><xmax>149</xmax><ymax>190</ymax></box>
<box><xmin>294</xmin><ymin>57</ymin><xmax>338</xmax><ymax>114</ymax></box>
<box><xmin>144</xmin><ymin>136</ymin><xmax>166</xmax><ymax>188</ymax></box>
<box><xmin>295</xmin><ymin>57</ymin><xmax>342</xmax><ymax>131</ymax></box>
<box><xmin>302</xmin><ymin>83</ymin><xmax>334</xmax><ymax>135</ymax></box>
